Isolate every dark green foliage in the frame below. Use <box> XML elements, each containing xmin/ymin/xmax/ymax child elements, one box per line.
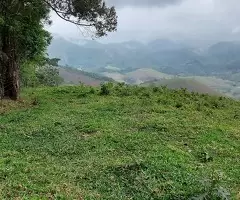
<box><xmin>233</xmin><ymin>110</ymin><xmax>239</xmax><ymax>119</ymax></box>
<box><xmin>175</xmin><ymin>102</ymin><xmax>183</xmax><ymax>108</ymax></box>
<box><xmin>47</xmin><ymin>0</ymin><xmax>117</xmax><ymax>37</ymax></box>
<box><xmin>152</xmin><ymin>86</ymin><xmax>163</xmax><ymax>93</ymax></box>
<box><xmin>100</xmin><ymin>82</ymin><xmax>113</xmax><ymax>95</ymax></box>
<box><xmin>0</xmin><ymin>0</ymin><xmax>117</xmax><ymax>99</ymax></box>
<box><xmin>115</xmin><ymin>85</ymin><xmax>133</xmax><ymax>96</ymax></box>
<box><xmin>46</xmin><ymin>58</ymin><xmax>61</xmax><ymax>66</ymax></box>
<box><xmin>89</xmin><ymin>87</ymin><xmax>96</xmax><ymax>94</ymax></box>
<box><xmin>141</xmin><ymin>90</ymin><xmax>151</xmax><ymax>98</ymax></box>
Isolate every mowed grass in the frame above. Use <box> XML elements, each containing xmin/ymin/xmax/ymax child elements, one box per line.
<box><xmin>0</xmin><ymin>84</ymin><xmax>240</xmax><ymax>199</ymax></box>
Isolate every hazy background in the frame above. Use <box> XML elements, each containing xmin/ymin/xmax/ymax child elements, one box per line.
<box><xmin>47</xmin><ymin>0</ymin><xmax>240</xmax><ymax>45</ymax></box>
<box><xmin>46</xmin><ymin>0</ymin><xmax>240</xmax><ymax>99</ymax></box>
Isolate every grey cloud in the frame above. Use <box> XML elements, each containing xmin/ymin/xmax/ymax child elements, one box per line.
<box><xmin>106</xmin><ymin>0</ymin><xmax>183</xmax><ymax>8</ymax></box>
<box><xmin>48</xmin><ymin>0</ymin><xmax>240</xmax><ymax>45</ymax></box>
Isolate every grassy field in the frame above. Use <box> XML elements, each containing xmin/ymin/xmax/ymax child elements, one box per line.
<box><xmin>0</xmin><ymin>84</ymin><xmax>240</xmax><ymax>199</ymax></box>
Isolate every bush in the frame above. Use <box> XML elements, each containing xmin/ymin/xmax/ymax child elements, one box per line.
<box><xmin>141</xmin><ymin>91</ymin><xmax>151</xmax><ymax>98</ymax></box>
<box><xmin>77</xmin><ymin>92</ymin><xmax>87</xmax><ymax>98</ymax></box>
<box><xmin>152</xmin><ymin>86</ymin><xmax>161</xmax><ymax>93</ymax></box>
<box><xmin>100</xmin><ymin>83</ymin><xmax>112</xmax><ymax>95</ymax></box>
<box><xmin>89</xmin><ymin>87</ymin><xmax>96</xmax><ymax>94</ymax></box>
<box><xmin>118</xmin><ymin>88</ymin><xmax>132</xmax><ymax>96</ymax></box>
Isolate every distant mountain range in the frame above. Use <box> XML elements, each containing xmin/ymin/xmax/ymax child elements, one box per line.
<box><xmin>49</xmin><ymin>36</ymin><xmax>240</xmax><ymax>98</ymax></box>
<box><xmin>48</xmin><ymin>36</ymin><xmax>240</xmax><ymax>77</ymax></box>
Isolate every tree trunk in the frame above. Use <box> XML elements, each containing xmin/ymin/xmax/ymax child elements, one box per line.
<box><xmin>1</xmin><ymin>29</ymin><xmax>20</xmax><ymax>100</ymax></box>
<box><xmin>0</xmin><ymin>51</ymin><xmax>7</xmax><ymax>99</ymax></box>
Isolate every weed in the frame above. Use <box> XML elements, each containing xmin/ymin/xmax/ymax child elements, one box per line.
<box><xmin>199</xmin><ymin>152</ymin><xmax>214</xmax><ymax>163</ymax></box>
<box><xmin>31</xmin><ymin>96</ymin><xmax>39</xmax><ymax>105</ymax></box>
<box><xmin>191</xmin><ymin>172</ymin><xmax>230</xmax><ymax>200</ymax></box>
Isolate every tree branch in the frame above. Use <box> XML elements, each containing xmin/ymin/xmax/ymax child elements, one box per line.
<box><xmin>43</xmin><ymin>0</ymin><xmax>93</xmax><ymax>27</ymax></box>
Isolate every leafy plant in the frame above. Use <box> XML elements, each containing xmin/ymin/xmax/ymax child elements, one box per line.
<box><xmin>191</xmin><ymin>172</ymin><xmax>230</xmax><ymax>200</ymax></box>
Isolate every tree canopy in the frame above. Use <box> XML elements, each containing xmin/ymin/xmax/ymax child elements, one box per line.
<box><xmin>45</xmin><ymin>0</ymin><xmax>117</xmax><ymax>37</ymax></box>
<box><xmin>0</xmin><ymin>0</ymin><xmax>117</xmax><ymax>99</ymax></box>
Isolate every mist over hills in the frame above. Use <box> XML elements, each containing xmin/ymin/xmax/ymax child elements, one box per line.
<box><xmin>48</xmin><ymin>36</ymin><xmax>240</xmax><ymax>77</ymax></box>
<box><xmin>49</xmin><ymin>36</ymin><xmax>240</xmax><ymax>98</ymax></box>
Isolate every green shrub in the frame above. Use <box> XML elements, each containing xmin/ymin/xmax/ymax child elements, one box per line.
<box><xmin>152</xmin><ymin>86</ymin><xmax>162</xmax><ymax>93</ymax></box>
<box><xmin>118</xmin><ymin>88</ymin><xmax>132</xmax><ymax>96</ymax></box>
<box><xmin>77</xmin><ymin>92</ymin><xmax>87</xmax><ymax>98</ymax></box>
<box><xmin>100</xmin><ymin>83</ymin><xmax>112</xmax><ymax>95</ymax></box>
<box><xmin>89</xmin><ymin>87</ymin><xmax>96</xmax><ymax>94</ymax></box>
<box><xmin>141</xmin><ymin>91</ymin><xmax>151</xmax><ymax>98</ymax></box>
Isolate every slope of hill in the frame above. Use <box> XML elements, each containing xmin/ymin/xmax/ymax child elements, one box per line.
<box><xmin>98</xmin><ymin>66</ymin><xmax>239</xmax><ymax>98</ymax></box>
<box><xmin>59</xmin><ymin>67</ymin><xmax>114</xmax><ymax>86</ymax></box>
<box><xmin>143</xmin><ymin>78</ymin><xmax>222</xmax><ymax>96</ymax></box>
<box><xmin>0</xmin><ymin>85</ymin><xmax>239</xmax><ymax>199</ymax></box>
<box><xmin>125</xmin><ymin>68</ymin><xmax>173</xmax><ymax>83</ymax></box>
<box><xmin>103</xmin><ymin>68</ymin><xmax>172</xmax><ymax>84</ymax></box>
<box><xmin>189</xmin><ymin>76</ymin><xmax>240</xmax><ymax>98</ymax></box>
<box><xmin>102</xmin><ymin>72</ymin><xmax>126</xmax><ymax>82</ymax></box>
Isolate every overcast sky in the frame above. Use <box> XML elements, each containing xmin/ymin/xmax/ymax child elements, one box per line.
<box><xmin>46</xmin><ymin>0</ymin><xmax>240</xmax><ymax>45</ymax></box>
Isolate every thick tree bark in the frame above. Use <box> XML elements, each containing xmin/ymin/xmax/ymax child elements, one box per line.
<box><xmin>0</xmin><ymin>0</ymin><xmax>21</xmax><ymax>100</ymax></box>
<box><xmin>0</xmin><ymin>51</ymin><xmax>7</xmax><ymax>99</ymax></box>
<box><xmin>1</xmin><ymin>29</ymin><xmax>20</xmax><ymax>100</ymax></box>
